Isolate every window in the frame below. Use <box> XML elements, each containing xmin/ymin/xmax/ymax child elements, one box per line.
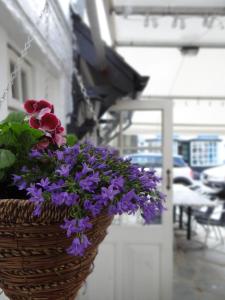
<box><xmin>8</xmin><ymin>47</ymin><xmax>32</xmax><ymax>110</ymax></box>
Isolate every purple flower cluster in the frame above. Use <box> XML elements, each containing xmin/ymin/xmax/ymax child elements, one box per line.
<box><xmin>14</xmin><ymin>142</ymin><xmax>165</xmax><ymax>256</ymax></box>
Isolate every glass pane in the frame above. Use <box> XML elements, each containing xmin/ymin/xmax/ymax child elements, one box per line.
<box><xmin>10</xmin><ymin>61</ymin><xmax>19</xmax><ymax>100</ymax></box>
<box><xmin>21</xmin><ymin>69</ymin><xmax>28</xmax><ymax>102</ymax></box>
<box><xmin>110</xmin><ymin>110</ymin><xmax>163</xmax><ymax>226</ymax></box>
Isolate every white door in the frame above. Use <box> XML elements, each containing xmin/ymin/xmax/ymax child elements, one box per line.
<box><xmin>79</xmin><ymin>100</ymin><xmax>173</xmax><ymax>300</ymax></box>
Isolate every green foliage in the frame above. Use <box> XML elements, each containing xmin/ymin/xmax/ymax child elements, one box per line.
<box><xmin>0</xmin><ymin>112</ymin><xmax>44</xmax><ymax>182</ymax></box>
<box><xmin>2</xmin><ymin>111</ymin><xmax>25</xmax><ymax>123</ymax></box>
<box><xmin>0</xmin><ymin>149</ymin><xmax>16</xmax><ymax>169</ymax></box>
<box><xmin>66</xmin><ymin>134</ymin><xmax>78</xmax><ymax>146</ymax></box>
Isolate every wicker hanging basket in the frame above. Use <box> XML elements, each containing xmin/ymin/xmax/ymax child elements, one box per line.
<box><xmin>0</xmin><ymin>199</ymin><xmax>113</xmax><ymax>300</ymax></box>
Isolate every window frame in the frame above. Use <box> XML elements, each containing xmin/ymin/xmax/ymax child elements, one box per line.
<box><xmin>8</xmin><ymin>47</ymin><xmax>33</xmax><ymax>111</ymax></box>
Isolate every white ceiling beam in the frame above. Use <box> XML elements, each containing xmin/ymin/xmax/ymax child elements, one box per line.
<box><xmin>141</xmin><ymin>95</ymin><xmax>225</xmax><ymax>100</ymax></box>
<box><xmin>102</xmin><ymin>0</ymin><xmax>116</xmax><ymax>47</ymax></box>
<box><xmin>116</xmin><ymin>41</ymin><xmax>225</xmax><ymax>49</ymax></box>
<box><xmin>112</xmin><ymin>6</ymin><xmax>225</xmax><ymax>16</ymax></box>
<box><xmin>86</xmin><ymin>0</ymin><xmax>107</xmax><ymax>69</ymax></box>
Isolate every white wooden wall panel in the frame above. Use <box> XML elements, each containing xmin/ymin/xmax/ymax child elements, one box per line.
<box><xmin>78</xmin><ymin>243</ymin><xmax>116</xmax><ymax>300</ymax></box>
<box><xmin>123</xmin><ymin>244</ymin><xmax>160</xmax><ymax>300</ymax></box>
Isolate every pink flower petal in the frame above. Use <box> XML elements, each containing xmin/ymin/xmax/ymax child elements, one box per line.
<box><xmin>54</xmin><ymin>133</ymin><xmax>66</xmax><ymax>146</ymax></box>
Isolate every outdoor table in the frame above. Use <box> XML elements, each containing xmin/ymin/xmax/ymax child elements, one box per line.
<box><xmin>173</xmin><ymin>184</ymin><xmax>217</xmax><ymax>240</ymax></box>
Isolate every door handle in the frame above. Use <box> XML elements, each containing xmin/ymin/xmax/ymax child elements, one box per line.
<box><xmin>166</xmin><ymin>169</ymin><xmax>171</xmax><ymax>190</ymax></box>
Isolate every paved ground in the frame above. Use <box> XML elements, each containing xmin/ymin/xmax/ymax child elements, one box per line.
<box><xmin>174</xmin><ymin>224</ymin><xmax>225</xmax><ymax>300</ymax></box>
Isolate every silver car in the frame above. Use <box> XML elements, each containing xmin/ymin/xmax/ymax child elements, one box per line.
<box><xmin>125</xmin><ymin>153</ymin><xmax>194</xmax><ymax>186</ymax></box>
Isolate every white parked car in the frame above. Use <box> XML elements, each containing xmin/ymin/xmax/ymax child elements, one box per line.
<box><xmin>125</xmin><ymin>153</ymin><xmax>194</xmax><ymax>186</ymax></box>
<box><xmin>201</xmin><ymin>164</ymin><xmax>225</xmax><ymax>193</ymax></box>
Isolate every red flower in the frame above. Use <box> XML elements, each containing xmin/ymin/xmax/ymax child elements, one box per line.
<box><xmin>29</xmin><ymin>116</ymin><xmax>40</xmax><ymax>129</ymax></box>
<box><xmin>40</xmin><ymin>113</ymin><xmax>59</xmax><ymax>131</ymax></box>
<box><xmin>53</xmin><ymin>132</ymin><xmax>66</xmax><ymax>146</ymax></box>
<box><xmin>36</xmin><ymin>100</ymin><xmax>54</xmax><ymax>113</ymax></box>
<box><xmin>24</xmin><ymin>100</ymin><xmax>38</xmax><ymax>114</ymax></box>
<box><xmin>55</xmin><ymin>126</ymin><xmax>65</xmax><ymax>134</ymax></box>
<box><xmin>36</xmin><ymin>137</ymin><xmax>50</xmax><ymax>150</ymax></box>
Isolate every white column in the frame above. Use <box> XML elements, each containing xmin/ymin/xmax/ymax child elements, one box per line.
<box><xmin>0</xmin><ymin>27</ymin><xmax>9</xmax><ymax>121</ymax></box>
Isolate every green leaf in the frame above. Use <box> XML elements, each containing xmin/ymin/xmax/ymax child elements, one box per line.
<box><xmin>66</xmin><ymin>134</ymin><xmax>78</xmax><ymax>146</ymax></box>
<box><xmin>0</xmin><ymin>149</ymin><xmax>16</xmax><ymax>169</ymax></box>
<box><xmin>2</xmin><ymin>111</ymin><xmax>25</xmax><ymax>124</ymax></box>
<box><xmin>0</xmin><ymin>129</ymin><xmax>17</xmax><ymax>146</ymax></box>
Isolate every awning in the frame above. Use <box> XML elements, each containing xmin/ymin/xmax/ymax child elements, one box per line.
<box><xmin>67</xmin><ymin>10</ymin><xmax>148</xmax><ymax>139</ymax></box>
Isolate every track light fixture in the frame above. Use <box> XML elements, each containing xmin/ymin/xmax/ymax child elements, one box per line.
<box><xmin>172</xmin><ymin>16</ymin><xmax>178</xmax><ymax>28</ymax></box>
<box><xmin>202</xmin><ymin>16</ymin><xmax>208</xmax><ymax>27</ymax></box>
<box><xmin>179</xmin><ymin>17</ymin><xmax>185</xmax><ymax>30</ymax></box>
<box><xmin>151</xmin><ymin>17</ymin><xmax>158</xmax><ymax>28</ymax></box>
<box><xmin>207</xmin><ymin>16</ymin><xmax>216</xmax><ymax>29</ymax></box>
<box><xmin>219</xmin><ymin>19</ymin><xmax>225</xmax><ymax>30</ymax></box>
<box><xmin>144</xmin><ymin>13</ymin><xmax>149</xmax><ymax>27</ymax></box>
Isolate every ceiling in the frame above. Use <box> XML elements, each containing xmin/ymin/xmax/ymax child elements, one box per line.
<box><xmin>106</xmin><ymin>0</ymin><xmax>225</xmax><ymax>47</ymax></box>
<box><xmin>92</xmin><ymin>0</ymin><xmax>225</xmax><ymax>97</ymax></box>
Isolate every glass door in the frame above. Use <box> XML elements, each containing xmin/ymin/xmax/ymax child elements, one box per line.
<box><xmin>78</xmin><ymin>100</ymin><xmax>173</xmax><ymax>300</ymax></box>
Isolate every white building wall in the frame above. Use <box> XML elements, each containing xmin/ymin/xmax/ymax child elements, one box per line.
<box><xmin>0</xmin><ymin>0</ymin><xmax>73</xmax><ymax>127</ymax></box>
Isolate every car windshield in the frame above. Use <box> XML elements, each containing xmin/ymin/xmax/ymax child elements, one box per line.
<box><xmin>128</xmin><ymin>155</ymin><xmax>186</xmax><ymax>168</ymax></box>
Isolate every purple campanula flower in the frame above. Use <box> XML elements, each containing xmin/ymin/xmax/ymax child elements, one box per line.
<box><xmin>29</xmin><ymin>149</ymin><xmax>42</xmax><ymax>158</ymax></box>
<box><xmin>47</xmin><ymin>179</ymin><xmax>65</xmax><ymax>192</ymax></box>
<box><xmin>51</xmin><ymin>192</ymin><xmax>67</xmax><ymax>206</ymax></box>
<box><xmin>78</xmin><ymin>217</ymin><xmax>92</xmax><ymax>231</ymax></box>
<box><xmin>61</xmin><ymin>219</ymin><xmax>77</xmax><ymax>237</ymax></box>
<box><xmin>65</xmin><ymin>193</ymin><xmax>79</xmax><ymax>206</ymax></box>
<box><xmin>75</xmin><ymin>171</ymin><xmax>82</xmax><ymax>181</ymax></box>
<box><xmin>110</xmin><ymin>176</ymin><xmax>124</xmax><ymax>190</ymax></box>
<box><xmin>37</xmin><ymin>178</ymin><xmax>50</xmax><ymax>189</ymax></box>
<box><xmin>56</xmin><ymin>165</ymin><xmax>70</xmax><ymax>177</ymax></box>
<box><xmin>103</xmin><ymin>170</ymin><xmax>112</xmax><ymax>176</ymax></box>
<box><xmin>79</xmin><ymin>172</ymin><xmax>100</xmax><ymax>192</ymax></box>
<box><xmin>142</xmin><ymin>203</ymin><xmax>158</xmax><ymax>224</ymax></box>
<box><xmin>64</xmin><ymin>154</ymin><xmax>75</xmax><ymax>165</ymax></box>
<box><xmin>139</xmin><ymin>173</ymin><xmax>157</xmax><ymax>189</ymax></box>
<box><xmin>21</xmin><ymin>166</ymin><xmax>29</xmax><ymax>173</ymax></box>
<box><xmin>115</xmin><ymin>190</ymin><xmax>138</xmax><ymax>214</ymax></box>
<box><xmin>33</xmin><ymin>204</ymin><xmax>42</xmax><ymax>217</ymax></box>
<box><xmin>55</xmin><ymin>150</ymin><xmax>64</xmax><ymax>161</ymax></box>
<box><xmin>101</xmin><ymin>185</ymin><xmax>120</xmax><ymax>201</ymax></box>
<box><xmin>67</xmin><ymin>237</ymin><xmax>83</xmax><ymax>256</ymax></box>
<box><xmin>84</xmin><ymin>200</ymin><xmax>102</xmax><ymax>217</ymax></box>
<box><xmin>17</xmin><ymin>180</ymin><xmax>27</xmax><ymax>190</ymax></box>
<box><xmin>71</xmin><ymin>144</ymin><xmax>80</xmax><ymax>155</ymax></box>
<box><xmin>27</xmin><ymin>185</ymin><xmax>43</xmax><ymax>198</ymax></box>
<box><xmin>81</xmin><ymin>163</ymin><xmax>93</xmax><ymax>176</ymax></box>
<box><xmin>12</xmin><ymin>174</ymin><xmax>22</xmax><ymax>184</ymax></box>
<box><xmin>108</xmin><ymin>204</ymin><xmax>118</xmax><ymax>215</ymax></box>
<box><xmin>82</xmin><ymin>234</ymin><xmax>91</xmax><ymax>248</ymax></box>
<box><xmin>66</xmin><ymin>234</ymin><xmax>91</xmax><ymax>256</ymax></box>
<box><xmin>61</xmin><ymin>217</ymin><xmax>92</xmax><ymax>238</ymax></box>
<box><xmin>87</xmin><ymin>155</ymin><xmax>96</xmax><ymax>165</ymax></box>
<box><xmin>93</xmin><ymin>163</ymin><xmax>106</xmax><ymax>170</ymax></box>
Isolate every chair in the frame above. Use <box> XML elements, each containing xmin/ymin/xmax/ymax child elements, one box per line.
<box><xmin>194</xmin><ymin>202</ymin><xmax>225</xmax><ymax>246</ymax></box>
